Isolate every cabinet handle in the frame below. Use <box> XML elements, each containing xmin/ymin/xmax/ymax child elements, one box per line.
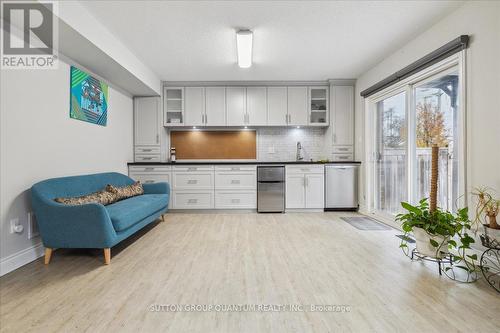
<box><xmin>338</xmin><ymin>148</ymin><xmax>348</xmax><ymax>151</ymax></box>
<box><xmin>333</xmin><ymin>134</ymin><xmax>336</xmax><ymax>143</ymax></box>
<box><xmin>289</xmin><ymin>114</ymin><xmax>292</xmax><ymax>123</ymax></box>
<box><xmin>205</xmin><ymin>114</ymin><xmax>208</xmax><ymax>124</ymax></box>
<box><xmin>188</xmin><ymin>199</ymin><xmax>198</xmax><ymax>204</ymax></box>
<box><xmin>142</xmin><ymin>149</ymin><xmax>152</xmax><ymax>152</ymax></box>
<box><xmin>187</xmin><ymin>167</ymin><xmax>196</xmax><ymax>171</ymax></box>
<box><xmin>142</xmin><ymin>157</ymin><xmax>152</xmax><ymax>160</ymax></box>
<box><xmin>231</xmin><ymin>167</ymin><xmax>240</xmax><ymax>171</ymax></box>
<box><xmin>144</xmin><ymin>180</ymin><xmax>155</xmax><ymax>184</ymax></box>
<box><xmin>187</xmin><ymin>179</ymin><xmax>198</xmax><ymax>184</ymax></box>
<box><xmin>231</xmin><ymin>199</ymin><xmax>240</xmax><ymax>203</ymax></box>
<box><xmin>231</xmin><ymin>179</ymin><xmax>240</xmax><ymax>184</ymax></box>
<box><xmin>156</xmin><ymin>134</ymin><xmax>159</xmax><ymax>144</ymax></box>
<box><xmin>145</xmin><ymin>167</ymin><xmax>154</xmax><ymax>171</ymax></box>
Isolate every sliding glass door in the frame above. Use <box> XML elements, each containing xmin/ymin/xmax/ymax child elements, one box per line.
<box><xmin>369</xmin><ymin>58</ymin><xmax>463</xmax><ymax>218</ymax></box>
<box><xmin>375</xmin><ymin>91</ymin><xmax>407</xmax><ymax>214</ymax></box>
<box><xmin>413</xmin><ymin>68</ymin><xmax>459</xmax><ymax>211</ymax></box>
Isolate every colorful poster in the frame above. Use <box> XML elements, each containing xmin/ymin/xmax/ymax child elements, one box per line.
<box><xmin>70</xmin><ymin>66</ymin><xmax>108</xmax><ymax>126</ymax></box>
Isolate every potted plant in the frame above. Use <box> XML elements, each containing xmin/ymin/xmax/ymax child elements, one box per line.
<box><xmin>397</xmin><ymin>145</ymin><xmax>477</xmax><ymax>277</ymax></box>
<box><xmin>397</xmin><ymin>199</ymin><xmax>475</xmax><ymax>259</ymax></box>
<box><xmin>472</xmin><ymin>187</ymin><xmax>500</xmax><ymax>242</ymax></box>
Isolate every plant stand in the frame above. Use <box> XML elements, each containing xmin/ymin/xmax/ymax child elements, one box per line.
<box><xmin>411</xmin><ymin>248</ymin><xmax>453</xmax><ymax>276</ymax></box>
<box><xmin>480</xmin><ymin>235</ymin><xmax>500</xmax><ymax>293</ymax></box>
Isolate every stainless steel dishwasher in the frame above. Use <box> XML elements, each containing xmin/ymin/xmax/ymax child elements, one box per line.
<box><xmin>325</xmin><ymin>164</ymin><xmax>359</xmax><ymax>211</ymax></box>
<box><xmin>257</xmin><ymin>166</ymin><xmax>285</xmax><ymax>213</ymax></box>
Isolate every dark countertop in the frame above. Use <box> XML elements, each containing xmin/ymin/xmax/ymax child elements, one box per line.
<box><xmin>128</xmin><ymin>161</ymin><xmax>361</xmax><ymax>166</ymax></box>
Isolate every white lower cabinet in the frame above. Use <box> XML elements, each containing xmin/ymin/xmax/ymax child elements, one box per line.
<box><xmin>172</xmin><ymin>165</ymin><xmax>215</xmax><ymax>209</ymax></box>
<box><xmin>214</xmin><ymin>165</ymin><xmax>256</xmax><ymax>209</ymax></box>
<box><xmin>215</xmin><ymin>191</ymin><xmax>256</xmax><ymax>209</ymax></box>
<box><xmin>130</xmin><ymin>164</ymin><xmax>325</xmax><ymax>211</ymax></box>
<box><xmin>285</xmin><ymin>174</ymin><xmax>306</xmax><ymax>208</ymax></box>
<box><xmin>285</xmin><ymin>165</ymin><xmax>324</xmax><ymax>209</ymax></box>
<box><xmin>128</xmin><ymin>165</ymin><xmax>172</xmax><ymax>207</ymax></box>
<box><xmin>172</xmin><ymin>191</ymin><xmax>214</xmax><ymax>209</ymax></box>
<box><xmin>304</xmin><ymin>174</ymin><xmax>324</xmax><ymax>208</ymax></box>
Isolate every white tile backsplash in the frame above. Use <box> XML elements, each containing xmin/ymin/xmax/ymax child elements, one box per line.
<box><xmin>257</xmin><ymin>127</ymin><xmax>328</xmax><ymax>161</ymax></box>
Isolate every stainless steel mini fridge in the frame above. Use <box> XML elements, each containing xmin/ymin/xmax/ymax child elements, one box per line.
<box><xmin>325</xmin><ymin>164</ymin><xmax>359</xmax><ymax>211</ymax></box>
<box><xmin>257</xmin><ymin>166</ymin><xmax>285</xmax><ymax>213</ymax></box>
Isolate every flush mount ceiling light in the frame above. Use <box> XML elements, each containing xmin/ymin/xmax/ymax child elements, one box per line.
<box><xmin>236</xmin><ymin>29</ymin><xmax>253</xmax><ymax>68</ymax></box>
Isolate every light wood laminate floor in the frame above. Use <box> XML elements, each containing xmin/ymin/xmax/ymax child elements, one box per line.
<box><xmin>1</xmin><ymin>212</ymin><xmax>499</xmax><ymax>333</ymax></box>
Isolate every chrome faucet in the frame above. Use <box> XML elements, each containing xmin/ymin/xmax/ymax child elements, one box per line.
<box><xmin>296</xmin><ymin>142</ymin><xmax>304</xmax><ymax>161</ymax></box>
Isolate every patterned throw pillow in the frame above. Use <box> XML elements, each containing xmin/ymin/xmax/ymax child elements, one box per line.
<box><xmin>105</xmin><ymin>181</ymin><xmax>144</xmax><ymax>201</ymax></box>
<box><xmin>54</xmin><ymin>189</ymin><xmax>117</xmax><ymax>206</ymax></box>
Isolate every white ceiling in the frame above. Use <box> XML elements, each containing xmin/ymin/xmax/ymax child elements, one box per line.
<box><xmin>81</xmin><ymin>0</ymin><xmax>463</xmax><ymax>81</ymax></box>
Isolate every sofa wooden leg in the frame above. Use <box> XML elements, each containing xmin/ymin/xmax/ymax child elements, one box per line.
<box><xmin>104</xmin><ymin>248</ymin><xmax>111</xmax><ymax>265</ymax></box>
<box><xmin>161</xmin><ymin>214</ymin><xmax>165</xmax><ymax>222</ymax></box>
<box><xmin>44</xmin><ymin>248</ymin><xmax>53</xmax><ymax>265</ymax></box>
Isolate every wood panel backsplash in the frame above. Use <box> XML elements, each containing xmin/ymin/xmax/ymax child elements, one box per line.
<box><xmin>170</xmin><ymin>131</ymin><xmax>256</xmax><ymax>159</ymax></box>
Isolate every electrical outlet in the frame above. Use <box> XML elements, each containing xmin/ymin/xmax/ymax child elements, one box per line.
<box><xmin>10</xmin><ymin>218</ymin><xmax>23</xmax><ymax>234</ymax></box>
<box><xmin>28</xmin><ymin>212</ymin><xmax>39</xmax><ymax>239</ymax></box>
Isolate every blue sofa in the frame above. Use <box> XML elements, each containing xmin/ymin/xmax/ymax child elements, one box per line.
<box><xmin>31</xmin><ymin>172</ymin><xmax>170</xmax><ymax>265</ymax></box>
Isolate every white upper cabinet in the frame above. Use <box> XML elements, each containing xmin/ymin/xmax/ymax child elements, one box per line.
<box><xmin>287</xmin><ymin>87</ymin><xmax>308</xmax><ymax>126</ymax></box>
<box><xmin>267</xmin><ymin>87</ymin><xmax>288</xmax><ymax>126</ymax></box>
<box><xmin>246</xmin><ymin>87</ymin><xmax>267</xmax><ymax>126</ymax></box>
<box><xmin>184</xmin><ymin>87</ymin><xmax>205</xmax><ymax>127</ymax></box>
<box><xmin>164</xmin><ymin>87</ymin><xmax>184</xmax><ymax>126</ymax></box>
<box><xmin>205</xmin><ymin>87</ymin><xmax>226</xmax><ymax>126</ymax></box>
<box><xmin>163</xmin><ymin>84</ymin><xmax>337</xmax><ymax>128</ymax></box>
<box><xmin>226</xmin><ymin>87</ymin><xmax>246</xmax><ymax>126</ymax></box>
<box><xmin>308</xmin><ymin>86</ymin><xmax>329</xmax><ymax>126</ymax></box>
<box><xmin>134</xmin><ymin>97</ymin><xmax>161</xmax><ymax>146</ymax></box>
<box><xmin>331</xmin><ymin>85</ymin><xmax>354</xmax><ymax>145</ymax></box>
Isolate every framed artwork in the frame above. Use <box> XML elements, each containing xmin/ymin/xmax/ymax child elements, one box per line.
<box><xmin>70</xmin><ymin>66</ymin><xmax>108</xmax><ymax>126</ymax></box>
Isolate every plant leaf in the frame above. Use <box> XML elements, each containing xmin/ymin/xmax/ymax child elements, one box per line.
<box><xmin>467</xmin><ymin>254</ymin><xmax>478</xmax><ymax>260</ymax></box>
<box><xmin>401</xmin><ymin>202</ymin><xmax>421</xmax><ymax>215</ymax></box>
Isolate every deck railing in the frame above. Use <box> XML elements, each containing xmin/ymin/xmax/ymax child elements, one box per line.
<box><xmin>377</xmin><ymin>148</ymin><xmax>450</xmax><ymax>214</ymax></box>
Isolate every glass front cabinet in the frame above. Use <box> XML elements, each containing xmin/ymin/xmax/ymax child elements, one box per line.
<box><xmin>308</xmin><ymin>86</ymin><xmax>329</xmax><ymax>126</ymax></box>
<box><xmin>164</xmin><ymin>87</ymin><xmax>184</xmax><ymax>126</ymax></box>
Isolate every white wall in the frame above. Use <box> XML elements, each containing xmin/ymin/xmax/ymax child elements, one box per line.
<box><xmin>0</xmin><ymin>59</ymin><xmax>134</xmax><ymax>275</ymax></box>
<box><xmin>355</xmin><ymin>1</ymin><xmax>500</xmax><ymax>211</ymax></box>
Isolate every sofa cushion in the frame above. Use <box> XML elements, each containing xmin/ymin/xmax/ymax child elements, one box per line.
<box><xmin>106</xmin><ymin>194</ymin><xmax>168</xmax><ymax>232</ymax></box>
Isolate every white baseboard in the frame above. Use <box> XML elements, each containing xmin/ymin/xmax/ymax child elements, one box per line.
<box><xmin>0</xmin><ymin>242</ymin><xmax>44</xmax><ymax>277</ymax></box>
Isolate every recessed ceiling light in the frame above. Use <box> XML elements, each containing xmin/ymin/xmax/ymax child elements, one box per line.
<box><xmin>236</xmin><ymin>30</ymin><xmax>253</xmax><ymax>68</ymax></box>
